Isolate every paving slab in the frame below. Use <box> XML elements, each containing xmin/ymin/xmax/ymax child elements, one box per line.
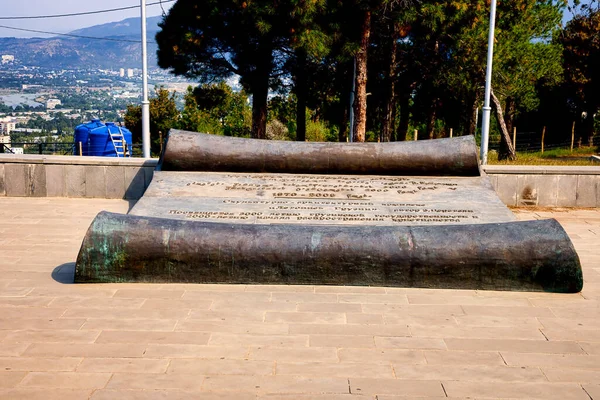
<box><xmin>0</xmin><ymin>198</ymin><xmax>598</xmax><ymax>399</ymax></box>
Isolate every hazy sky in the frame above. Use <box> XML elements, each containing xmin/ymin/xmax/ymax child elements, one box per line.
<box><xmin>0</xmin><ymin>0</ymin><xmax>174</xmax><ymax>38</ymax></box>
<box><xmin>0</xmin><ymin>0</ymin><xmax>586</xmax><ymax>39</ymax></box>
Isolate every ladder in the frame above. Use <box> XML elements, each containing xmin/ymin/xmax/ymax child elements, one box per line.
<box><xmin>109</xmin><ymin>126</ymin><xmax>130</xmax><ymax>157</ymax></box>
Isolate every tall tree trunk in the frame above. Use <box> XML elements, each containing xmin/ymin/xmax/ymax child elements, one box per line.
<box><xmin>251</xmin><ymin>83</ymin><xmax>268</xmax><ymax>139</ymax></box>
<box><xmin>295</xmin><ymin>50</ymin><xmax>307</xmax><ymax>142</ymax></box>
<box><xmin>426</xmin><ymin>100</ymin><xmax>437</xmax><ymax>139</ymax></box>
<box><xmin>339</xmin><ymin>106</ymin><xmax>349</xmax><ymax>142</ymax></box>
<box><xmin>250</xmin><ymin>45</ymin><xmax>273</xmax><ymax>139</ymax></box>
<box><xmin>396</xmin><ymin>93</ymin><xmax>410</xmax><ymax>141</ymax></box>
<box><xmin>353</xmin><ymin>10</ymin><xmax>371</xmax><ymax>142</ymax></box>
<box><xmin>468</xmin><ymin>100</ymin><xmax>478</xmax><ymax>136</ymax></box>
<box><xmin>382</xmin><ymin>22</ymin><xmax>399</xmax><ymax>142</ymax></box>
<box><xmin>504</xmin><ymin>96</ymin><xmax>515</xmax><ymax>135</ymax></box>
<box><xmin>582</xmin><ymin>108</ymin><xmax>595</xmax><ymax>146</ymax></box>
<box><xmin>490</xmin><ymin>90</ymin><xmax>516</xmax><ymax>161</ymax></box>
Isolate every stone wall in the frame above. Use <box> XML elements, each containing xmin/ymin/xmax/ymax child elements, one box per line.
<box><xmin>0</xmin><ymin>154</ymin><xmax>157</xmax><ymax>199</ymax></box>
<box><xmin>0</xmin><ymin>155</ymin><xmax>599</xmax><ymax>207</ymax></box>
<box><xmin>484</xmin><ymin>165</ymin><xmax>600</xmax><ymax>207</ymax></box>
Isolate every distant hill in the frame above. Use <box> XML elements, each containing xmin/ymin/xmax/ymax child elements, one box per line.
<box><xmin>70</xmin><ymin>16</ymin><xmax>162</xmax><ymax>38</ymax></box>
<box><xmin>0</xmin><ymin>16</ymin><xmax>163</xmax><ymax>69</ymax></box>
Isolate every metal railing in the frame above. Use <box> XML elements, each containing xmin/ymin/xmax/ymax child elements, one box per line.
<box><xmin>3</xmin><ymin>138</ymin><xmax>594</xmax><ymax>158</ymax></box>
<box><xmin>487</xmin><ymin>132</ymin><xmax>596</xmax><ymax>153</ymax></box>
<box><xmin>2</xmin><ymin>142</ymin><xmax>144</xmax><ymax>157</ymax></box>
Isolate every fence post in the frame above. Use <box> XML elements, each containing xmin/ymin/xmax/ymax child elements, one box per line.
<box><xmin>541</xmin><ymin>126</ymin><xmax>546</xmax><ymax>154</ymax></box>
<box><xmin>571</xmin><ymin>121</ymin><xmax>575</xmax><ymax>152</ymax></box>
<box><xmin>512</xmin><ymin>127</ymin><xmax>516</xmax><ymax>151</ymax></box>
<box><xmin>38</xmin><ymin>143</ymin><xmax>43</xmax><ymax>155</ymax></box>
<box><xmin>414</xmin><ymin>129</ymin><xmax>418</xmax><ymax>141</ymax></box>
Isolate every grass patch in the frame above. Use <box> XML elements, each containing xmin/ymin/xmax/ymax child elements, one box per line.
<box><xmin>487</xmin><ymin>146</ymin><xmax>599</xmax><ymax>166</ymax></box>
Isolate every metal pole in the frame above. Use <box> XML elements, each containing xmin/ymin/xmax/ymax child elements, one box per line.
<box><xmin>512</xmin><ymin>126</ymin><xmax>517</xmax><ymax>150</ymax></box>
<box><xmin>571</xmin><ymin>121</ymin><xmax>575</xmax><ymax>152</ymax></box>
<box><xmin>349</xmin><ymin>58</ymin><xmax>356</xmax><ymax>143</ymax></box>
<box><xmin>480</xmin><ymin>0</ymin><xmax>497</xmax><ymax>165</ymax></box>
<box><xmin>141</xmin><ymin>0</ymin><xmax>151</xmax><ymax>159</ymax></box>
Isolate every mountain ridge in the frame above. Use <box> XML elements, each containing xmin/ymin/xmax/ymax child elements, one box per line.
<box><xmin>0</xmin><ymin>16</ymin><xmax>164</xmax><ymax>69</ymax></box>
<box><xmin>69</xmin><ymin>16</ymin><xmax>162</xmax><ymax>38</ymax></box>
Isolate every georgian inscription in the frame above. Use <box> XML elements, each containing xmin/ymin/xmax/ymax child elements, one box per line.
<box><xmin>185</xmin><ymin>175</ymin><xmax>459</xmax><ymax>201</ymax></box>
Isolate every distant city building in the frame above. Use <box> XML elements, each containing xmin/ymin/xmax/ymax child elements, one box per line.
<box><xmin>45</xmin><ymin>99</ymin><xmax>61</xmax><ymax>109</ymax></box>
<box><xmin>32</xmin><ymin>135</ymin><xmax>59</xmax><ymax>142</ymax></box>
<box><xmin>127</xmin><ymin>69</ymin><xmax>134</xmax><ymax>78</ymax></box>
<box><xmin>1</xmin><ymin>55</ymin><xmax>15</xmax><ymax>64</ymax></box>
<box><xmin>0</xmin><ymin>119</ymin><xmax>17</xmax><ymax>135</ymax></box>
<box><xmin>114</xmin><ymin>91</ymin><xmax>139</xmax><ymax>99</ymax></box>
<box><xmin>0</xmin><ymin>135</ymin><xmax>11</xmax><ymax>153</ymax></box>
<box><xmin>119</xmin><ymin>68</ymin><xmax>125</xmax><ymax>77</ymax></box>
<box><xmin>11</xmin><ymin>128</ymin><xmax>45</xmax><ymax>134</ymax></box>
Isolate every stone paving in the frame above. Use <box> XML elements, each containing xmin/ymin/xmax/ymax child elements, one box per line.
<box><xmin>0</xmin><ymin>197</ymin><xmax>599</xmax><ymax>399</ymax></box>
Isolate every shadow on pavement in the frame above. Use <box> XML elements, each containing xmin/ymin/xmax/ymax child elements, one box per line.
<box><xmin>52</xmin><ymin>262</ymin><xmax>75</xmax><ymax>284</ymax></box>
<box><xmin>127</xmin><ymin>199</ymin><xmax>139</xmax><ymax>213</ymax></box>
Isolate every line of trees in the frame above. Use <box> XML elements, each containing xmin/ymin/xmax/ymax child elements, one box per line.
<box><xmin>125</xmin><ymin>85</ymin><xmax>252</xmax><ymax>154</ymax></box>
<box><xmin>150</xmin><ymin>0</ymin><xmax>599</xmax><ymax>160</ymax></box>
<box><xmin>125</xmin><ymin>84</ymin><xmax>346</xmax><ymax>155</ymax></box>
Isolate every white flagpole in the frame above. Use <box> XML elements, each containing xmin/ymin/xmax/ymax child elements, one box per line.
<box><xmin>141</xmin><ymin>0</ymin><xmax>151</xmax><ymax>158</ymax></box>
<box><xmin>480</xmin><ymin>0</ymin><xmax>497</xmax><ymax>165</ymax></box>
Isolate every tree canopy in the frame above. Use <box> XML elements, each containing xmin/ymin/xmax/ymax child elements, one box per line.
<box><xmin>560</xmin><ymin>2</ymin><xmax>600</xmax><ymax>143</ymax></box>
<box><xmin>150</xmin><ymin>0</ymin><xmax>598</xmax><ymax>155</ymax></box>
<box><xmin>156</xmin><ymin>0</ymin><xmax>327</xmax><ymax>139</ymax></box>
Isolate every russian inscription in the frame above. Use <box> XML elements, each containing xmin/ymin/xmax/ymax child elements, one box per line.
<box><xmin>135</xmin><ymin>171</ymin><xmax>515</xmax><ymax>226</ymax></box>
<box><xmin>167</xmin><ymin>197</ymin><xmax>479</xmax><ymax>224</ymax></box>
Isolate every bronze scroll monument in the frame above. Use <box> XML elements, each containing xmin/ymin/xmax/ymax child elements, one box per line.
<box><xmin>75</xmin><ymin>131</ymin><xmax>583</xmax><ymax>292</ymax></box>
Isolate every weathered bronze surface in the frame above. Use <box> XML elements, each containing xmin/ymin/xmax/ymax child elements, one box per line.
<box><xmin>75</xmin><ymin>130</ymin><xmax>584</xmax><ymax>292</ymax></box>
<box><xmin>75</xmin><ymin>212</ymin><xmax>582</xmax><ymax>293</ymax></box>
<box><xmin>158</xmin><ymin>130</ymin><xmax>480</xmax><ymax>176</ymax></box>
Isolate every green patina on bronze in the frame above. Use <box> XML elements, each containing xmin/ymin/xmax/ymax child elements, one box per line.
<box><xmin>75</xmin><ymin>211</ymin><xmax>583</xmax><ymax>293</ymax></box>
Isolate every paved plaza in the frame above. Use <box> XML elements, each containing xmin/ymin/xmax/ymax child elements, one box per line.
<box><xmin>0</xmin><ymin>197</ymin><xmax>599</xmax><ymax>399</ymax></box>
